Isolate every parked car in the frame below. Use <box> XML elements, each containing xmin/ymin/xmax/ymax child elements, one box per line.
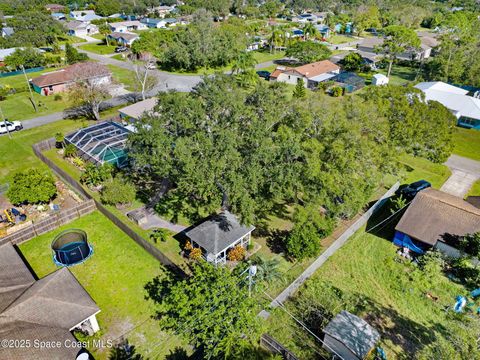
<box><xmin>398</xmin><ymin>180</ymin><xmax>431</xmax><ymax>199</ymax></box>
<box><xmin>0</xmin><ymin>120</ymin><xmax>23</xmax><ymax>135</ymax></box>
<box><xmin>115</xmin><ymin>46</ymin><xmax>128</xmax><ymax>53</ymax></box>
<box><xmin>145</xmin><ymin>62</ymin><xmax>156</xmax><ymax>70</ymax></box>
<box><xmin>256</xmin><ymin>70</ymin><xmax>271</xmax><ymax>80</ymax></box>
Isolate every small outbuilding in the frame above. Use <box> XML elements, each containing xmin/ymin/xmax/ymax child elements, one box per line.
<box><xmin>372</xmin><ymin>73</ymin><xmax>389</xmax><ymax>86</ymax></box>
<box><xmin>323</xmin><ymin>310</ymin><xmax>380</xmax><ymax>360</ymax></box>
<box><xmin>185</xmin><ymin>211</ymin><xmax>255</xmax><ymax>265</ymax></box>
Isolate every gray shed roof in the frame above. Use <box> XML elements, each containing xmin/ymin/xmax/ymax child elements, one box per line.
<box><xmin>324</xmin><ymin>310</ymin><xmax>380</xmax><ymax>359</ymax></box>
<box><xmin>185</xmin><ymin>211</ymin><xmax>255</xmax><ymax>255</ymax></box>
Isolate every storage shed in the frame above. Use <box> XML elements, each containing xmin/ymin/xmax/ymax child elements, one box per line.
<box><xmin>323</xmin><ymin>310</ymin><xmax>380</xmax><ymax>360</ymax></box>
<box><xmin>372</xmin><ymin>73</ymin><xmax>389</xmax><ymax>86</ymax></box>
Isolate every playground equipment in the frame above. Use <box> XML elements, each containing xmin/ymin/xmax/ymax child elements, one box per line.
<box><xmin>453</xmin><ymin>296</ymin><xmax>467</xmax><ymax>313</ymax></box>
<box><xmin>52</xmin><ymin>229</ymin><xmax>93</xmax><ymax>267</ymax></box>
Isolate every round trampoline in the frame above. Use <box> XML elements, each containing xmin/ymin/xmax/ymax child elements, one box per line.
<box><xmin>52</xmin><ymin>229</ymin><xmax>93</xmax><ymax>266</ymax></box>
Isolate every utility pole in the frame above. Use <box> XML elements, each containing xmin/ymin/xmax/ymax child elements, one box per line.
<box><xmin>0</xmin><ymin>106</ymin><xmax>12</xmax><ymax>139</ymax></box>
<box><xmin>21</xmin><ymin>65</ymin><xmax>37</xmax><ymax>112</ymax></box>
<box><xmin>248</xmin><ymin>264</ymin><xmax>257</xmax><ymax>298</ymax></box>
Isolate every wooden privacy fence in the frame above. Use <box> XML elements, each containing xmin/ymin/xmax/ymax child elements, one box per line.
<box><xmin>260</xmin><ymin>334</ymin><xmax>300</xmax><ymax>360</ymax></box>
<box><xmin>32</xmin><ymin>139</ymin><xmax>186</xmax><ymax>277</ymax></box>
<box><xmin>0</xmin><ymin>200</ymin><xmax>96</xmax><ymax>246</ymax></box>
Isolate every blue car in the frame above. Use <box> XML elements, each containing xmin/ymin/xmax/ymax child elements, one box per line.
<box><xmin>399</xmin><ymin>180</ymin><xmax>431</xmax><ymax>199</ymax></box>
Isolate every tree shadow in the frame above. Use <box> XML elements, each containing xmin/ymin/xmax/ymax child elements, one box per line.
<box><xmin>365</xmin><ymin>195</ymin><xmax>407</xmax><ymax>241</ymax></box>
<box><xmin>108</xmin><ymin>339</ymin><xmax>145</xmax><ymax>360</ymax></box>
<box><xmin>165</xmin><ymin>347</ymin><xmax>189</xmax><ymax>360</ymax></box>
<box><xmin>266</xmin><ymin>229</ymin><xmax>289</xmax><ymax>255</ymax></box>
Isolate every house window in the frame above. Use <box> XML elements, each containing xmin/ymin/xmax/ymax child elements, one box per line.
<box><xmin>288</xmin><ymin>75</ymin><xmax>291</xmax><ymax>80</ymax></box>
<box><xmin>49</xmin><ymin>85</ymin><xmax>53</xmax><ymax>91</ymax></box>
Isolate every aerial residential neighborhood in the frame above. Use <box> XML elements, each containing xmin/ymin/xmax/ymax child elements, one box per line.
<box><xmin>0</xmin><ymin>0</ymin><xmax>479</xmax><ymax>359</ymax></box>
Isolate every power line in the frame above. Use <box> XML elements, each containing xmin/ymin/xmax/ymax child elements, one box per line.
<box><xmin>365</xmin><ymin>200</ymin><xmax>412</xmax><ymax>233</ymax></box>
<box><xmin>262</xmin><ymin>291</ymin><xmax>345</xmax><ymax>360</ymax></box>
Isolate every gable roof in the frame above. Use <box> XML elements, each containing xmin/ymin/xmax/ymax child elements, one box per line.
<box><xmin>415</xmin><ymin>82</ymin><xmax>480</xmax><ymax>120</ymax></box>
<box><xmin>185</xmin><ymin>211</ymin><xmax>255</xmax><ymax>255</ymax></box>
<box><xmin>119</xmin><ymin>98</ymin><xmax>157</xmax><ymax>120</ymax></box>
<box><xmin>271</xmin><ymin>60</ymin><xmax>340</xmax><ymax>80</ymax></box>
<box><xmin>108</xmin><ymin>31</ymin><xmax>139</xmax><ymax>42</ymax></box>
<box><xmin>0</xmin><ymin>242</ymin><xmax>99</xmax><ymax>359</ymax></box>
<box><xmin>110</xmin><ymin>21</ymin><xmax>144</xmax><ymax>29</ymax></box>
<box><xmin>65</xmin><ymin>20</ymin><xmax>88</xmax><ymax>30</ymax></box>
<box><xmin>31</xmin><ymin>62</ymin><xmax>110</xmax><ymax>88</ymax></box>
<box><xmin>1</xmin><ymin>27</ymin><xmax>14</xmax><ymax>37</ymax></box>
<box><xmin>324</xmin><ymin>310</ymin><xmax>380</xmax><ymax>359</ymax></box>
<box><xmin>395</xmin><ymin>188</ymin><xmax>480</xmax><ymax>246</ymax></box>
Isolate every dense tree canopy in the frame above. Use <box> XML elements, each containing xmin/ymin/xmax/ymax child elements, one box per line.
<box><xmin>7</xmin><ymin>170</ymin><xmax>57</xmax><ymax>205</ymax></box>
<box><xmin>145</xmin><ymin>262</ymin><xmax>260</xmax><ymax>358</ymax></box>
<box><xmin>285</xmin><ymin>41</ymin><xmax>332</xmax><ymax>64</ymax></box>
<box><xmin>128</xmin><ymin>75</ymin><xmax>455</xmax><ymax>226</ymax></box>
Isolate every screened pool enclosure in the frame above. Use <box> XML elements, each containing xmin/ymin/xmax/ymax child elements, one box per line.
<box><xmin>65</xmin><ymin>122</ymin><xmax>130</xmax><ymax>167</ymax></box>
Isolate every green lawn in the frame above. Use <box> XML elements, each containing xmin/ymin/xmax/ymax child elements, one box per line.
<box><xmin>79</xmin><ymin>43</ymin><xmax>117</xmax><ymax>55</ymax></box>
<box><xmin>328</xmin><ymin>34</ymin><xmax>354</xmax><ymax>45</ymax></box>
<box><xmin>467</xmin><ymin>179</ymin><xmax>480</xmax><ymax>197</ymax></box>
<box><xmin>359</xmin><ymin>65</ymin><xmax>418</xmax><ymax>86</ymax></box>
<box><xmin>266</xmin><ymin>211</ymin><xmax>476</xmax><ymax>359</ymax></box>
<box><xmin>111</xmin><ymin>54</ymin><xmax>127</xmax><ymax>61</ymax></box>
<box><xmin>252</xmin><ymin>50</ymin><xmax>285</xmax><ymax>64</ymax></box>
<box><xmin>452</xmin><ymin>127</ymin><xmax>480</xmax><ymax>161</ymax></box>
<box><xmin>18</xmin><ymin>211</ymin><xmax>188</xmax><ymax>359</ymax></box>
<box><xmin>0</xmin><ymin>120</ymin><xmax>93</xmax><ymax>184</ymax></box>
<box><xmin>397</xmin><ymin>154</ymin><xmax>451</xmax><ymax>189</ymax></box>
<box><xmin>107</xmin><ymin>65</ymin><xmax>136</xmax><ymax>91</ymax></box>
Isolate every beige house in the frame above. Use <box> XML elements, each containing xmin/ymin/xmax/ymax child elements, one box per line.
<box><xmin>270</xmin><ymin>60</ymin><xmax>340</xmax><ymax>88</ymax></box>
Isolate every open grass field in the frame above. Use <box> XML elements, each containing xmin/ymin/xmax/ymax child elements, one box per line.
<box><xmin>467</xmin><ymin>179</ymin><xmax>480</xmax><ymax>197</ymax></box>
<box><xmin>452</xmin><ymin>127</ymin><xmax>480</xmax><ymax>161</ymax></box>
<box><xmin>328</xmin><ymin>34</ymin><xmax>355</xmax><ymax>44</ymax></box>
<box><xmin>252</xmin><ymin>50</ymin><xmax>286</xmax><ymax>64</ymax></box>
<box><xmin>266</xmin><ymin>219</ymin><xmax>474</xmax><ymax>359</ymax></box>
<box><xmin>0</xmin><ymin>119</ymin><xmax>93</xmax><ymax>184</ymax></box>
<box><xmin>107</xmin><ymin>65</ymin><xmax>136</xmax><ymax>91</ymax></box>
<box><xmin>79</xmin><ymin>43</ymin><xmax>117</xmax><ymax>55</ymax></box>
<box><xmin>18</xmin><ymin>211</ymin><xmax>188</xmax><ymax>359</ymax></box>
<box><xmin>359</xmin><ymin>65</ymin><xmax>418</xmax><ymax>86</ymax></box>
<box><xmin>397</xmin><ymin>154</ymin><xmax>451</xmax><ymax>189</ymax></box>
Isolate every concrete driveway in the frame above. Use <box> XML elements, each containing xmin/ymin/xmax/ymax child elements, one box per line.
<box><xmin>441</xmin><ymin>155</ymin><xmax>480</xmax><ymax>197</ymax></box>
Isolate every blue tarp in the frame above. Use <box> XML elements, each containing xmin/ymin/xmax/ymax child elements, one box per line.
<box><xmin>393</xmin><ymin>231</ymin><xmax>425</xmax><ymax>254</ymax></box>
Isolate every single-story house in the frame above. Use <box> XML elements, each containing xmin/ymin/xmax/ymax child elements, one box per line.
<box><xmin>394</xmin><ymin>188</ymin><xmax>480</xmax><ymax>255</ymax></box>
<box><xmin>118</xmin><ymin>97</ymin><xmax>157</xmax><ymax>122</ymax></box>
<box><xmin>294</xmin><ymin>13</ymin><xmax>318</xmax><ymax>23</ymax></box>
<box><xmin>109</xmin><ymin>21</ymin><xmax>147</xmax><ymax>33</ymax></box>
<box><xmin>323</xmin><ymin>310</ymin><xmax>380</xmax><ymax>360</ymax></box>
<box><xmin>185</xmin><ymin>211</ymin><xmax>255</xmax><ymax>265</ymax></box>
<box><xmin>332</xmin><ymin>72</ymin><xmax>365</xmax><ymax>92</ymax></box>
<box><xmin>31</xmin><ymin>62</ymin><xmax>111</xmax><ymax>96</ymax></box>
<box><xmin>357</xmin><ymin>35</ymin><xmax>436</xmax><ymax>61</ymax></box>
<box><xmin>315</xmin><ymin>24</ymin><xmax>331</xmax><ymax>38</ymax></box>
<box><xmin>51</xmin><ymin>12</ymin><xmax>67</xmax><ymax>21</ymax></box>
<box><xmin>45</xmin><ymin>3</ymin><xmax>66</xmax><ymax>12</ymax></box>
<box><xmin>140</xmin><ymin>17</ymin><xmax>177</xmax><ymax>28</ymax></box>
<box><xmin>151</xmin><ymin>5</ymin><xmax>175</xmax><ymax>18</ymax></box>
<box><xmin>270</xmin><ymin>60</ymin><xmax>341</xmax><ymax>88</ymax></box>
<box><xmin>65</xmin><ymin>20</ymin><xmax>98</xmax><ymax>37</ymax></box>
<box><xmin>0</xmin><ymin>242</ymin><xmax>100</xmax><ymax>359</ymax></box>
<box><xmin>1</xmin><ymin>27</ymin><xmax>14</xmax><ymax>38</ymax></box>
<box><xmin>107</xmin><ymin>32</ymin><xmax>139</xmax><ymax>47</ymax></box>
<box><xmin>415</xmin><ymin>81</ymin><xmax>480</xmax><ymax>129</ymax></box>
<box><xmin>70</xmin><ymin>10</ymin><xmax>103</xmax><ymax>23</ymax></box>
<box><xmin>372</xmin><ymin>73</ymin><xmax>389</xmax><ymax>86</ymax></box>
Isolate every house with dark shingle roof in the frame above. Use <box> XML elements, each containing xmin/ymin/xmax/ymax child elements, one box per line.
<box><xmin>30</xmin><ymin>62</ymin><xmax>111</xmax><ymax>96</ymax></box>
<box><xmin>270</xmin><ymin>60</ymin><xmax>340</xmax><ymax>88</ymax></box>
<box><xmin>323</xmin><ymin>310</ymin><xmax>380</xmax><ymax>360</ymax></box>
<box><xmin>0</xmin><ymin>242</ymin><xmax>100</xmax><ymax>359</ymax></box>
<box><xmin>394</xmin><ymin>188</ymin><xmax>480</xmax><ymax>255</ymax></box>
<box><xmin>185</xmin><ymin>211</ymin><xmax>255</xmax><ymax>265</ymax></box>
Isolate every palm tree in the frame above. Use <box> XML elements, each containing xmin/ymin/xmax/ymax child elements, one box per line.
<box><xmin>303</xmin><ymin>22</ymin><xmax>318</xmax><ymax>41</ymax></box>
<box><xmin>231</xmin><ymin>51</ymin><xmax>257</xmax><ymax>75</ymax></box>
<box><xmin>252</xmin><ymin>255</ymin><xmax>283</xmax><ymax>285</ymax></box>
<box><xmin>99</xmin><ymin>23</ymin><xmax>111</xmax><ymax>46</ymax></box>
<box><xmin>269</xmin><ymin>26</ymin><xmax>282</xmax><ymax>53</ymax></box>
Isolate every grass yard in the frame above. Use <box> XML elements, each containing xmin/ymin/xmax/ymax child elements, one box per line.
<box><xmin>467</xmin><ymin>179</ymin><xmax>480</xmax><ymax>197</ymax></box>
<box><xmin>0</xmin><ymin>67</ymin><xmax>69</xmax><ymax>121</ymax></box>
<box><xmin>111</xmin><ymin>54</ymin><xmax>127</xmax><ymax>61</ymax></box>
<box><xmin>252</xmin><ymin>50</ymin><xmax>286</xmax><ymax>64</ymax></box>
<box><xmin>266</xmin><ymin>219</ymin><xmax>475</xmax><ymax>359</ymax></box>
<box><xmin>452</xmin><ymin>127</ymin><xmax>480</xmax><ymax>161</ymax></box>
<box><xmin>18</xmin><ymin>211</ymin><xmax>188</xmax><ymax>359</ymax></box>
<box><xmin>0</xmin><ymin>120</ymin><xmax>93</xmax><ymax>184</ymax></box>
<box><xmin>328</xmin><ymin>34</ymin><xmax>355</xmax><ymax>44</ymax></box>
<box><xmin>107</xmin><ymin>65</ymin><xmax>136</xmax><ymax>91</ymax></box>
<box><xmin>359</xmin><ymin>65</ymin><xmax>418</xmax><ymax>86</ymax></box>
<box><xmin>79</xmin><ymin>43</ymin><xmax>117</xmax><ymax>55</ymax></box>
<box><xmin>397</xmin><ymin>154</ymin><xmax>451</xmax><ymax>189</ymax></box>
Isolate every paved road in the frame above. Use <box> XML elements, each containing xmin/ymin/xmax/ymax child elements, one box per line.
<box><xmin>441</xmin><ymin>155</ymin><xmax>480</xmax><ymax>197</ymax></box>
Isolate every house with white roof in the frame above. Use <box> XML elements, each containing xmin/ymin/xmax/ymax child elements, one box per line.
<box><xmin>109</xmin><ymin>21</ymin><xmax>147</xmax><ymax>33</ymax></box>
<box><xmin>372</xmin><ymin>73</ymin><xmax>389</xmax><ymax>86</ymax></box>
<box><xmin>70</xmin><ymin>10</ymin><xmax>103</xmax><ymax>23</ymax></box>
<box><xmin>415</xmin><ymin>81</ymin><xmax>480</xmax><ymax>130</ymax></box>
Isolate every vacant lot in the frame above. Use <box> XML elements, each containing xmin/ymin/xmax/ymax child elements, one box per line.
<box><xmin>79</xmin><ymin>42</ymin><xmax>117</xmax><ymax>55</ymax></box>
<box><xmin>19</xmin><ymin>211</ymin><xmax>188</xmax><ymax>359</ymax></box>
<box><xmin>266</xmin><ymin>213</ymin><xmax>475</xmax><ymax>359</ymax></box>
<box><xmin>452</xmin><ymin>127</ymin><xmax>480</xmax><ymax>161</ymax></box>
